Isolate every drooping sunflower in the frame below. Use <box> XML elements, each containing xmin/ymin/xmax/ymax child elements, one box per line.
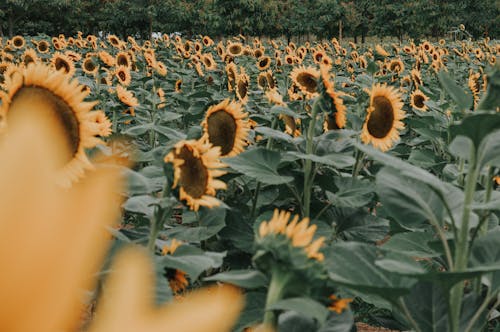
<box><xmin>98</xmin><ymin>51</ymin><xmax>116</xmax><ymax>67</ymax></box>
<box><xmin>153</xmin><ymin>61</ymin><xmax>168</xmax><ymax>76</ymax></box>
<box><xmin>389</xmin><ymin>58</ymin><xmax>405</xmax><ymax>74</ymax></box>
<box><xmin>0</xmin><ymin>62</ymin><xmax>112</xmax><ymax>187</ymax></box>
<box><xmin>201</xmin><ymin>99</ymin><xmax>250</xmax><ymax>157</ymax></box>
<box><xmin>175</xmin><ymin>79</ymin><xmax>182</xmax><ymax>93</ymax></box>
<box><xmin>235</xmin><ymin>69</ymin><xmax>249</xmax><ymax>104</ymax></box>
<box><xmin>320</xmin><ymin>64</ymin><xmax>347</xmax><ymax>130</ymax></box>
<box><xmin>468</xmin><ymin>71</ymin><xmax>482</xmax><ymax>107</ymax></box>
<box><xmin>51</xmin><ymin>52</ymin><xmax>75</xmax><ymax>77</ymax></box>
<box><xmin>201</xmin><ymin>54</ymin><xmax>217</xmax><ymax>71</ymax></box>
<box><xmin>256</xmin><ymin>56</ymin><xmax>271</xmax><ymax>71</ymax></box>
<box><xmin>116</xmin><ymin>85</ymin><xmax>139</xmax><ymax>108</ymax></box>
<box><xmin>375</xmin><ymin>44</ymin><xmax>389</xmax><ymax>57</ymax></box>
<box><xmin>164</xmin><ymin>140</ymin><xmax>227</xmax><ymax>211</ymax></box>
<box><xmin>410</xmin><ymin>89</ymin><xmax>429</xmax><ymax>111</ymax></box>
<box><xmin>411</xmin><ymin>68</ymin><xmax>423</xmax><ymax>87</ymax></box>
<box><xmin>114</xmin><ymin>65</ymin><xmax>132</xmax><ymax>86</ymax></box>
<box><xmin>257</xmin><ymin>72</ymin><xmax>268</xmax><ymax>90</ymax></box>
<box><xmin>258</xmin><ymin>209</ymin><xmax>325</xmax><ymax>261</ymax></box>
<box><xmin>361</xmin><ymin>83</ymin><xmax>405</xmax><ymax>151</ymax></box>
<box><xmin>290</xmin><ymin>65</ymin><xmax>320</xmax><ymax>98</ymax></box>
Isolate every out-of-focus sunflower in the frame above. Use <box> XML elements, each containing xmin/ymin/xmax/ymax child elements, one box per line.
<box><xmin>202</xmin><ymin>35</ymin><xmax>214</xmax><ymax>47</ymax></box>
<box><xmin>0</xmin><ymin>62</ymin><xmax>112</xmax><ymax>186</ymax></box>
<box><xmin>375</xmin><ymin>44</ymin><xmax>389</xmax><ymax>57</ymax></box>
<box><xmin>21</xmin><ymin>48</ymin><xmax>38</xmax><ymax>66</ymax></box>
<box><xmin>290</xmin><ymin>65</ymin><xmax>320</xmax><ymax>98</ymax></box>
<box><xmin>468</xmin><ymin>70</ymin><xmax>482</xmax><ymax>107</ymax></box>
<box><xmin>257</xmin><ymin>56</ymin><xmax>271</xmax><ymax>71</ymax></box>
<box><xmin>227</xmin><ymin>42</ymin><xmax>243</xmax><ymax>57</ymax></box>
<box><xmin>257</xmin><ymin>72</ymin><xmax>268</xmax><ymax>90</ymax></box>
<box><xmin>115</xmin><ymin>65</ymin><xmax>132</xmax><ymax>86</ymax></box>
<box><xmin>235</xmin><ymin>69</ymin><xmax>250</xmax><ymax>104</ymax></box>
<box><xmin>361</xmin><ymin>83</ymin><xmax>405</xmax><ymax>151</ymax></box>
<box><xmin>36</xmin><ymin>39</ymin><xmax>50</xmax><ymax>54</ymax></box>
<box><xmin>328</xmin><ymin>295</ymin><xmax>353</xmax><ymax>314</ymax></box>
<box><xmin>226</xmin><ymin>62</ymin><xmax>238</xmax><ymax>91</ymax></box>
<box><xmin>116</xmin><ymin>85</ymin><xmax>139</xmax><ymax>108</ymax></box>
<box><xmin>164</xmin><ymin>140</ymin><xmax>227</xmax><ymax>211</ymax></box>
<box><xmin>98</xmin><ymin>50</ymin><xmax>116</xmax><ymax>67</ymax></box>
<box><xmin>410</xmin><ymin>89</ymin><xmax>429</xmax><ymax>111</ymax></box>
<box><xmin>153</xmin><ymin>61</ymin><xmax>168</xmax><ymax>76</ymax></box>
<box><xmin>389</xmin><ymin>58</ymin><xmax>405</xmax><ymax>74</ymax></box>
<box><xmin>411</xmin><ymin>68</ymin><xmax>423</xmax><ymax>87</ymax></box>
<box><xmin>115</xmin><ymin>51</ymin><xmax>131</xmax><ymax>68</ymax></box>
<box><xmin>82</xmin><ymin>57</ymin><xmax>99</xmax><ymax>75</ymax></box>
<box><xmin>201</xmin><ymin>99</ymin><xmax>250</xmax><ymax>157</ymax></box>
<box><xmin>201</xmin><ymin>53</ymin><xmax>217</xmax><ymax>71</ymax></box>
<box><xmin>107</xmin><ymin>34</ymin><xmax>123</xmax><ymax>49</ymax></box>
<box><xmin>320</xmin><ymin>64</ymin><xmax>346</xmax><ymax>130</ymax></box>
<box><xmin>161</xmin><ymin>239</ymin><xmax>189</xmax><ymax>294</ymax></box>
<box><xmin>11</xmin><ymin>35</ymin><xmax>25</xmax><ymax>49</ymax></box>
<box><xmin>51</xmin><ymin>52</ymin><xmax>76</xmax><ymax>76</ymax></box>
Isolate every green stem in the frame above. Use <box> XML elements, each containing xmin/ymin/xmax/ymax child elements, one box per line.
<box><xmin>303</xmin><ymin>99</ymin><xmax>321</xmax><ymax>218</ymax></box>
<box><xmin>263</xmin><ymin>266</ymin><xmax>292</xmax><ymax>327</ymax></box>
<box><xmin>397</xmin><ymin>298</ymin><xmax>423</xmax><ymax>332</ymax></box>
<box><xmin>449</xmin><ymin>145</ymin><xmax>479</xmax><ymax>332</ymax></box>
<box><xmin>352</xmin><ymin>149</ymin><xmax>365</xmax><ymax>179</ymax></box>
<box><xmin>251</xmin><ymin>117</ymin><xmax>277</xmax><ymax>220</ymax></box>
<box><xmin>463</xmin><ymin>290</ymin><xmax>494</xmax><ymax>332</ymax></box>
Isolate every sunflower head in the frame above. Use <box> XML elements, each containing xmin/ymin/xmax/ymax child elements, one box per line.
<box><xmin>201</xmin><ymin>99</ymin><xmax>250</xmax><ymax>157</ymax></box>
<box><xmin>51</xmin><ymin>52</ymin><xmax>75</xmax><ymax>76</ymax></box>
<box><xmin>227</xmin><ymin>42</ymin><xmax>243</xmax><ymax>57</ymax></box>
<box><xmin>257</xmin><ymin>56</ymin><xmax>271</xmax><ymax>71</ymax></box>
<box><xmin>0</xmin><ymin>62</ymin><xmax>111</xmax><ymax>187</ymax></box>
<box><xmin>235</xmin><ymin>69</ymin><xmax>249</xmax><ymax>104</ymax></box>
<box><xmin>164</xmin><ymin>140</ymin><xmax>227</xmax><ymax>211</ymax></box>
<box><xmin>11</xmin><ymin>36</ymin><xmax>25</xmax><ymax>49</ymax></box>
<box><xmin>290</xmin><ymin>66</ymin><xmax>320</xmax><ymax>98</ymax></box>
<box><xmin>36</xmin><ymin>40</ymin><xmax>50</xmax><ymax>54</ymax></box>
<box><xmin>410</xmin><ymin>89</ymin><xmax>429</xmax><ymax>111</ymax></box>
<box><xmin>82</xmin><ymin>57</ymin><xmax>98</xmax><ymax>75</ymax></box>
<box><xmin>319</xmin><ymin>64</ymin><xmax>347</xmax><ymax>130</ymax></box>
<box><xmin>361</xmin><ymin>83</ymin><xmax>405</xmax><ymax>151</ymax></box>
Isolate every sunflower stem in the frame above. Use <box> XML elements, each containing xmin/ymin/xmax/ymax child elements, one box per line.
<box><xmin>449</xmin><ymin>145</ymin><xmax>479</xmax><ymax>332</ymax></box>
<box><xmin>263</xmin><ymin>266</ymin><xmax>291</xmax><ymax>327</ymax></box>
<box><xmin>352</xmin><ymin>149</ymin><xmax>365</xmax><ymax>179</ymax></box>
<box><xmin>303</xmin><ymin>99</ymin><xmax>321</xmax><ymax>219</ymax></box>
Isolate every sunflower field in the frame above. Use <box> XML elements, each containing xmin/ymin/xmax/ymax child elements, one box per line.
<box><xmin>0</xmin><ymin>31</ymin><xmax>500</xmax><ymax>332</ymax></box>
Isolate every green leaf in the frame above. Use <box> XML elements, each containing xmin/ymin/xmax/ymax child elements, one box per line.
<box><xmin>325</xmin><ymin>242</ymin><xmax>416</xmax><ymax>300</ymax></box>
<box><xmin>233</xmin><ymin>292</ymin><xmax>266</xmax><ymax>332</ymax></box>
<box><xmin>270</xmin><ymin>297</ymin><xmax>329</xmax><ymax>324</ymax></box>
<box><xmin>400</xmin><ymin>281</ymin><xmax>448</xmax><ymax>332</ymax></box>
<box><xmin>325</xmin><ymin>177</ymin><xmax>375</xmax><ymax>209</ymax></box>
<box><xmin>382</xmin><ymin>232</ymin><xmax>439</xmax><ymax>258</ymax></box>
<box><xmin>437</xmin><ymin>70</ymin><xmax>472</xmax><ymax>111</ymax></box>
<box><xmin>122</xmin><ymin>195</ymin><xmax>159</xmax><ymax>218</ymax></box>
<box><xmin>204</xmin><ymin>270</ymin><xmax>268</xmax><ymax>289</ymax></box>
<box><xmin>224</xmin><ymin>148</ymin><xmax>293</xmax><ymax>185</ymax></box>
<box><xmin>122</xmin><ymin>123</ymin><xmax>153</xmax><ymax>136</ymax></box>
<box><xmin>450</xmin><ymin>113</ymin><xmax>500</xmax><ymax>151</ymax></box>
<box><xmin>278</xmin><ymin>311</ymin><xmax>317</xmax><ymax>332</ymax></box>
<box><xmin>318</xmin><ymin>310</ymin><xmax>354</xmax><ymax>332</ymax></box>
<box><xmin>286</xmin><ymin>151</ymin><xmax>355</xmax><ymax>169</ymax></box>
<box><xmin>125</xmin><ymin>168</ymin><xmax>154</xmax><ymax>195</ymax></box>
<box><xmin>164</xmin><ymin>207</ymin><xmax>226</xmax><ymax>242</ymax></box>
<box><xmin>159</xmin><ymin>246</ymin><xmax>225</xmax><ymax>281</ymax></box>
<box><xmin>255</xmin><ymin>126</ymin><xmax>294</xmax><ymax>143</ymax></box>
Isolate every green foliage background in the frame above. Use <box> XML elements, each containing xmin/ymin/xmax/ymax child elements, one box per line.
<box><xmin>1</xmin><ymin>0</ymin><xmax>499</xmax><ymax>40</ymax></box>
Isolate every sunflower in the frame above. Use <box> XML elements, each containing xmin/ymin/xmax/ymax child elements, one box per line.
<box><xmin>468</xmin><ymin>71</ymin><xmax>481</xmax><ymax>107</ymax></box>
<box><xmin>284</xmin><ymin>54</ymin><xmax>294</xmax><ymax>65</ymax></box>
<box><xmin>82</xmin><ymin>57</ymin><xmax>98</xmax><ymax>75</ymax></box>
<box><xmin>361</xmin><ymin>83</ymin><xmax>405</xmax><ymax>151</ymax></box>
<box><xmin>258</xmin><ymin>209</ymin><xmax>325</xmax><ymax>261</ymax></box>
<box><xmin>257</xmin><ymin>72</ymin><xmax>268</xmax><ymax>90</ymax></box>
<box><xmin>64</xmin><ymin>51</ymin><xmax>81</xmax><ymax>62</ymax></box>
<box><xmin>98</xmin><ymin>51</ymin><xmax>115</xmax><ymax>67</ymax></box>
<box><xmin>175</xmin><ymin>79</ymin><xmax>182</xmax><ymax>93</ymax></box>
<box><xmin>410</xmin><ymin>89</ymin><xmax>429</xmax><ymax>111</ymax></box>
<box><xmin>375</xmin><ymin>44</ymin><xmax>389</xmax><ymax>57</ymax></box>
<box><xmin>235</xmin><ymin>69</ymin><xmax>249</xmax><ymax>104</ymax></box>
<box><xmin>114</xmin><ymin>65</ymin><xmax>132</xmax><ymax>86</ymax></box>
<box><xmin>116</xmin><ymin>85</ymin><xmax>139</xmax><ymax>108</ymax></box>
<box><xmin>389</xmin><ymin>58</ymin><xmax>405</xmax><ymax>74</ymax></box>
<box><xmin>11</xmin><ymin>35</ymin><xmax>25</xmax><ymax>49</ymax></box>
<box><xmin>153</xmin><ymin>61</ymin><xmax>168</xmax><ymax>76</ymax></box>
<box><xmin>115</xmin><ymin>51</ymin><xmax>131</xmax><ymax>68</ymax></box>
<box><xmin>0</xmin><ymin>62</ymin><xmax>112</xmax><ymax>187</ymax></box>
<box><xmin>202</xmin><ymin>35</ymin><xmax>214</xmax><ymax>47</ymax></box>
<box><xmin>227</xmin><ymin>42</ymin><xmax>243</xmax><ymax>57</ymax></box>
<box><xmin>411</xmin><ymin>68</ymin><xmax>423</xmax><ymax>87</ymax></box>
<box><xmin>201</xmin><ymin>54</ymin><xmax>217</xmax><ymax>71</ymax></box>
<box><xmin>161</xmin><ymin>239</ymin><xmax>189</xmax><ymax>294</ymax></box>
<box><xmin>253</xmin><ymin>48</ymin><xmax>264</xmax><ymax>58</ymax></box>
<box><xmin>328</xmin><ymin>295</ymin><xmax>353</xmax><ymax>314</ymax></box>
<box><xmin>320</xmin><ymin>64</ymin><xmax>347</xmax><ymax>130</ymax></box>
<box><xmin>290</xmin><ymin>65</ymin><xmax>320</xmax><ymax>98</ymax></box>
<box><xmin>256</xmin><ymin>56</ymin><xmax>271</xmax><ymax>71</ymax></box>
<box><xmin>21</xmin><ymin>48</ymin><xmax>38</xmax><ymax>66</ymax></box>
<box><xmin>36</xmin><ymin>40</ymin><xmax>50</xmax><ymax>54</ymax></box>
<box><xmin>164</xmin><ymin>140</ymin><xmax>226</xmax><ymax>211</ymax></box>
<box><xmin>201</xmin><ymin>99</ymin><xmax>250</xmax><ymax>157</ymax></box>
<box><xmin>107</xmin><ymin>34</ymin><xmax>122</xmax><ymax>49</ymax></box>
<box><xmin>51</xmin><ymin>52</ymin><xmax>75</xmax><ymax>76</ymax></box>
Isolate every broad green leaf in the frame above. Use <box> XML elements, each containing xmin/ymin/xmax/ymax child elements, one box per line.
<box><xmin>336</xmin><ymin>211</ymin><xmax>389</xmax><ymax>244</ymax></box>
<box><xmin>382</xmin><ymin>232</ymin><xmax>439</xmax><ymax>258</ymax></box>
<box><xmin>318</xmin><ymin>310</ymin><xmax>354</xmax><ymax>332</ymax></box>
<box><xmin>277</xmin><ymin>311</ymin><xmax>317</xmax><ymax>332</ymax></box>
<box><xmin>122</xmin><ymin>195</ymin><xmax>159</xmax><ymax>218</ymax></box>
<box><xmin>224</xmin><ymin>148</ymin><xmax>293</xmax><ymax>185</ymax></box>
<box><xmin>325</xmin><ymin>242</ymin><xmax>416</xmax><ymax>300</ymax></box>
<box><xmin>204</xmin><ymin>270</ymin><xmax>268</xmax><ymax>289</ymax></box>
<box><xmin>164</xmin><ymin>207</ymin><xmax>226</xmax><ymax>242</ymax></box>
<box><xmin>286</xmin><ymin>151</ymin><xmax>355</xmax><ymax>169</ymax></box>
<box><xmin>325</xmin><ymin>177</ymin><xmax>375</xmax><ymax>209</ymax></box>
<box><xmin>437</xmin><ymin>70</ymin><xmax>472</xmax><ymax>111</ymax></box>
<box><xmin>400</xmin><ymin>281</ymin><xmax>448</xmax><ymax>332</ymax></box>
<box><xmin>255</xmin><ymin>126</ymin><xmax>294</xmax><ymax>143</ymax></box>
<box><xmin>270</xmin><ymin>297</ymin><xmax>329</xmax><ymax>325</ymax></box>
<box><xmin>450</xmin><ymin>113</ymin><xmax>500</xmax><ymax>151</ymax></box>
<box><xmin>122</xmin><ymin>123</ymin><xmax>153</xmax><ymax>136</ymax></box>
<box><xmin>233</xmin><ymin>292</ymin><xmax>266</xmax><ymax>332</ymax></box>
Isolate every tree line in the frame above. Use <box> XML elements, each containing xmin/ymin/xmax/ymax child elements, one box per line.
<box><xmin>1</xmin><ymin>0</ymin><xmax>498</xmax><ymax>41</ymax></box>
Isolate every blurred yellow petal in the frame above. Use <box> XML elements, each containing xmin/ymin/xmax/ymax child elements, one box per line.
<box><xmin>89</xmin><ymin>247</ymin><xmax>244</xmax><ymax>332</ymax></box>
<box><xmin>0</xmin><ymin>114</ymin><xmax>122</xmax><ymax>332</ymax></box>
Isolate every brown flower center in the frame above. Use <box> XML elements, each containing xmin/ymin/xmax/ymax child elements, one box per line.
<box><xmin>55</xmin><ymin>58</ymin><xmax>70</xmax><ymax>73</ymax></box>
<box><xmin>177</xmin><ymin>146</ymin><xmax>208</xmax><ymax>198</ymax></box>
<box><xmin>297</xmin><ymin>72</ymin><xmax>317</xmax><ymax>94</ymax></box>
<box><xmin>413</xmin><ymin>94</ymin><xmax>425</xmax><ymax>108</ymax></box>
<box><xmin>367</xmin><ymin>96</ymin><xmax>394</xmax><ymax>138</ymax></box>
<box><xmin>237</xmin><ymin>79</ymin><xmax>248</xmax><ymax>99</ymax></box>
<box><xmin>207</xmin><ymin>110</ymin><xmax>237</xmax><ymax>156</ymax></box>
<box><xmin>8</xmin><ymin>86</ymin><xmax>80</xmax><ymax>163</ymax></box>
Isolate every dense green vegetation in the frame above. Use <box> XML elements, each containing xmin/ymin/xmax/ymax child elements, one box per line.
<box><xmin>1</xmin><ymin>0</ymin><xmax>499</xmax><ymax>41</ymax></box>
